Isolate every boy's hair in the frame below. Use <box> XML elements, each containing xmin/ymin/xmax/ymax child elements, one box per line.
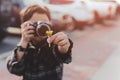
<box><xmin>20</xmin><ymin>5</ymin><xmax>51</xmax><ymax>23</ymax></box>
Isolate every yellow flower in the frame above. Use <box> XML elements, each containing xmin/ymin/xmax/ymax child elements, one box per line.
<box><xmin>46</xmin><ymin>30</ymin><xmax>53</xmax><ymax>36</ymax></box>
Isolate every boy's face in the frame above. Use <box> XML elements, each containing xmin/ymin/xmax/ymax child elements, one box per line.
<box><xmin>28</xmin><ymin>12</ymin><xmax>51</xmax><ymax>42</ymax></box>
<box><xmin>29</xmin><ymin>12</ymin><xmax>50</xmax><ymax>23</ymax></box>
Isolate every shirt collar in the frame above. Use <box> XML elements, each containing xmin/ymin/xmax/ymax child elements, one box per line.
<box><xmin>29</xmin><ymin>38</ymin><xmax>48</xmax><ymax>49</ymax></box>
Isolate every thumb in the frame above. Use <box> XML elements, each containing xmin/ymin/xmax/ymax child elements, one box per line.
<box><xmin>47</xmin><ymin>37</ymin><xmax>51</xmax><ymax>43</ymax></box>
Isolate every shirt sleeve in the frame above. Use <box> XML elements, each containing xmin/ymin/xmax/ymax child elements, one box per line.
<box><xmin>7</xmin><ymin>48</ymin><xmax>26</xmax><ymax>76</ymax></box>
<box><xmin>52</xmin><ymin>39</ymin><xmax>73</xmax><ymax>64</ymax></box>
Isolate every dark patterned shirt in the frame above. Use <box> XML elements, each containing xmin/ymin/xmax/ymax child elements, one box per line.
<box><xmin>7</xmin><ymin>38</ymin><xmax>73</xmax><ymax>80</ymax></box>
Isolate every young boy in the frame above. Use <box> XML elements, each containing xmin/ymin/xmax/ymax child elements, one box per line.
<box><xmin>7</xmin><ymin>5</ymin><xmax>73</xmax><ymax>80</ymax></box>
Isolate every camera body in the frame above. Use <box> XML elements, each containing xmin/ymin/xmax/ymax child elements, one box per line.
<box><xmin>29</xmin><ymin>21</ymin><xmax>51</xmax><ymax>37</ymax></box>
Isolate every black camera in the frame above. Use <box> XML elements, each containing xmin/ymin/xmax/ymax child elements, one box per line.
<box><xmin>29</xmin><ymin>21</ymin><xmax>52</xmax><ymax>37</ymax></box>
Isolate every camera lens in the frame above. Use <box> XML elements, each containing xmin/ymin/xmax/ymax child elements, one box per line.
<box><xmin>36</xmin><ymin>24</ymin><xmax>51</xmax><ymax>37</ymax></box>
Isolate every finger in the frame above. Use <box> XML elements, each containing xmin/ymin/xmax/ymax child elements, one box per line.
<box><xmin>50</xmin><ymin>32</ymin><xmax>64</xmax><ymax>42</ymax></box>
<box><xmin>21</xmin><ymin>26</ymin><xmax>35</xmax><ymax>33</ymax></box>
<box><xmin>27</xmin><ymin>26</ymin><xmax>35</xmax><ymax>30</ymax></box>
<box><xmin>23</xmin><ymin>29</ymin><xmax>34</xmax><ymax>36</ymax></box>
<box><xmin>54</xmin><ymin>35</ymin><xmax>64</xmax><ymax>44</ymax></box>
<box><xmin>21</xmin><ymin>21</ymin><xmax>32</xmax><ymax>28</ymax></box>
<box><xmin>50</xmin><ymin>33</ymin><xmax>58</xmax><ymax>43</ymax></box>
<box><xmin>26</xmin><ymin>30</ymin><xmax>35</xmax><ymax>34</ymax></box>
<box><xmin>58</xmin><ymin>39</ymin><xmax>68</xmax><ymax>46</ymax></box>
<box><xmin>47</xmin><ymin>37</ymin><xmax>51</xmax><ymax>43</ymax></box>
<box><xmin>24</xmin><ymin>32</ymin><xmax>34</xmax><ymax>38</ymax></box>
<box><xmin>26</xmin><ymin>34</ymin><xmax>34</xmax><ymax>39</ymax></box>
<box><xmin>54</xmin><ymin>33</ymin><xmax>68</xmax><ymax>44</ymax></box>
<box><xmin>23</xmin><ymin>25</ymin><xmax>35</xmax><ymax>31</ymax></box>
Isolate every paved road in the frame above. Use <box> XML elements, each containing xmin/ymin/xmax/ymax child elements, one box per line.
<box><xmin>1</xmin><ymin>17</ymin><xmax>120</xmax><ymax>80</ymax></box>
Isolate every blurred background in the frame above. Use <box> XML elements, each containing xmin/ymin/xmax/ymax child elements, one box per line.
<box><xmin>1</xmin><ymin>0</ymin><xmax>120</xmax><ymax>80</ymax></box>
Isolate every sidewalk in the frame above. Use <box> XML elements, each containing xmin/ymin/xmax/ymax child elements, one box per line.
<box><xmin>92</xmin><ymin>46</ymin><xmax>120</xmax><ymax>80</ymax></box>
<box><xmin>0</xmin><ymin>52</ymin><xmax>22</xmax><ymax>80</ymax></box>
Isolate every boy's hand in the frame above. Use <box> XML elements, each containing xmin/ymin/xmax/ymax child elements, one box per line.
<box><xmin>47</xmin><ymin>32</ymin><xmax>70</xmax><ymax>53</ymax></box>
<box><xmin>19</xmin><ymin>21</ymin><xmax>35</xmax><ymax>48</ymax></box>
